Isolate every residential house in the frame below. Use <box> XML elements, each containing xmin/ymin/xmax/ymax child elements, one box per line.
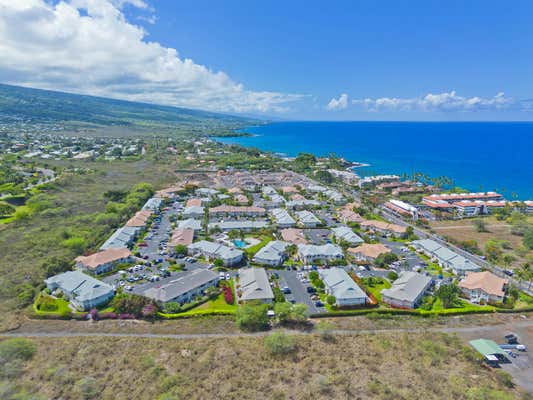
<box><xmin>167</xmin><ymin>228</ymin><xmax>194</xmax><ymax>250</ymax></box>
<box><xmin>295</xmin><ymin>210</ymin><xmax>321</xmax><ymax>228</ymax></box>
<box><xmin>209</xmin><ymin>205</ymin><xmax>266</xmax><ymax>219</ymax></box>
<box><xmin>331</xmin><ymin>226</ymin><xmax>363</xmax><ymax>246</ymax></box>
<box><xmin>143</xmin><ymin>269</ymin><xmax>219</xmax><ymax>304</ymax></box>
<box><xmin>177</xmin><ymin>218</ymin><xmax>202</xmax><ymax>232</ymax></box>
<box><xmin>235</xmin><ymin>194</ymin><xmax>249</xmax><ymax>205</ymax></box>
<box><xmin>280</xmin><ymin>228</ymin><xmax>308</xmax><ymax>245</ymax></box>
<box><xmin>186</xmin><ymin>198</ymin><xmax>203</xmax><ymax>207</ymax></box>
<box><xmin>285</xmin><ymin>199</ymin><xmax>321</xmax><ymax>210</ymax></box>
<box><xmin>297</xmin><ymin>243</ymin><xmax>344</xmax><ymax>264</ymax></box>
<box><xmin>237</xmin><ymin>267</ymin><xmax>274</xmax><ymax>303</ymax></box>
<box><xmin>458</xmin><ymin>271</ymin><xmax>508</xmax><ymax>303</ymax></box>
<box><xmin>75</xmin><ymin>248</ymin><xmax>133</xmax><ymax>275</ymax></box>
<box><xmin>252</xmin><ymin>241</ymin><xmax>289</xmax><ymax>266</ymax></box>
<box><xmin>142</xmin><ymin>197</ymin><xmax>163</xmax><ymax>212</ymax></box>
<box><xmin>359</xmin><ymin>220</ymin><xmax>406</xmax><ymax>237</ymax></box>
<box><xmin>125</xmin><ymin>210</ymin><xmax>152</xmax><ymax>228</ymax></box>
<box><xmin>381</xmin><ymin>271</ymin><xmax>432</xmax><ymax>309</ymax></box>
<box><xmin>412</xmin><ymin>239</ymin><xmax>481</xmax><ymax>275</ymax></box>
<box><xmin>270</xmin><ymin>208</ymin><xmax>296</xmax><ymax>228</ymax></box>
<box><xmin>182</xmin><ymin>205</ymin><xmax>205</xmax><ymax>219</ymax></box>
<box><xmin>44</xmin><ymin>270</ymin><xmax>115</xmax><ymax>310</ymax></box>
<box><xmin>347</xmin><ymin>243</ymin><xmax>391</xmax><ymax>263</ymax></box>
<box><xmin>319</xmin><ymin>267</ymin><xmax>367</xmax><ymax>307</ymax></box>
<box><xmin>99</xmin><ymin>225</ymin><xmax>139</xmax><ymax>250</ymax></box>
<box><xmin>384</xmin><ymin>199</ymin><xmax>418</xmax><ymax>220</ymax></box>
<box><xmin>188</xmin><ymin>240</ymin><xmax>244</xmax><ymax>266</ymax></box>
<box><xmin>208</xmin><ymin>220</ymin><xmax>269</xmax><ymax>232</ymax></box>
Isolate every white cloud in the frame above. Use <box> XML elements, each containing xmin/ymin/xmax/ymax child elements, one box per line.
<box><xmin>326</xmin><ymin>93</ymin><xmax>349</xmax><ymax>110</ymax></box>
<box><xmin>0</xmin><ymin>0</ymin><xmax>302</xmax><ymax>113</ymax></box>
<box><xmin>352</xmin><ymin>91</ymin><xmax>514</xmax><ymax>112</ymax></box>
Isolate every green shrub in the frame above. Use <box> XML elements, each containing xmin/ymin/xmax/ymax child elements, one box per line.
<box><xmin>264</xmin><ymin>333</ymin><xmax>298</xmax><ymax>355</ymax></box>
<box><xmin>235</xmin><ymin>302</ymin><xmax>269</xmax><ymax>331</ymax></box>
<box><xmin>0</xmin><ymin>338</ymin><xmax>36</xmax><ymax>362</ymax></box>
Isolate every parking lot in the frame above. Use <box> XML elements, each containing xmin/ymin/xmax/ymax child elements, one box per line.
<box><xmin>304</xmin><ymin>228</ymin><xmax>332</xmax><ymax>245</ymax></box>
<box><xmin>275</xmin><ymin>269</ymin><xmax>325</xmax><ymax>314</ymax></box>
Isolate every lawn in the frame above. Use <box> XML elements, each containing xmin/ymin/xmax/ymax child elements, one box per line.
<box><xmin>33</xmin><ymin>293</ymin><xmax>72</xmax><ymax>315</ymax></box>
<box><xmin>361</xmin><ymin>277</ymin><xmax>391</xmax><ymax>302</ymax></box>
<box><xmin>244</xmin><ymin>235</ymin><xmax>273</xmax><ymax>256</ymax></box>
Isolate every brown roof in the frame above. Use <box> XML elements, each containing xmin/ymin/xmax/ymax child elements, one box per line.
<box><xmin>209</xmin><ymin>205</ymin><xmax>265</xmax><ymax>214</ymax></box>
<box><xmin>337</xmin><ymin>208</ymin><xmax>363</xmax><ymax>223</ymax></box>
<box><xmin>235</xmin><ymin>194</ymin><xmax>249</xmax><ymax>204</ymax></box>
<box><xmin>360</xmin><ymin>219</ymin><xmax>406</xmax><ymax>234</ymax></box>
<box><xmin>186</xmin><ymin>198</ymin><xmax>202</xmax><ymax>207</ymax></box>
<box><xmin>156</xmin><ymin>186</ymin><xmax>184</xmax><ymax>198</ymax></box>
<box><xmin>168</xmin><ymin>228</ymin><xmax>194</xmax><ymax>247</ymax></box>
<box><xmin>290</xmin><ymin>193</ymin><xmax>305</xmax><ymax>201</ymax></box>
<box><xmin>347</xmin><ymin>243</ymin><xmax>391</xmax><ymax>259</ymax></box>
<box><xmin>280</xmin><ymin>228</ymin><xmax>308</xmax><ymax>245</ymax></box>
<box><xmin>281</xmin><ymin>186</ymin><xmax>298</xmax><ymax>194</ymax></box>
<box><xmin>228</xmin><ymin>187</ymin><xmax>243</xmax><ymax>194</ymax></box>
<box><xmin>125</xmin><ymin>210</ymin><xmax>152</xmax><ymax>227</ymax></box>
<box><xmin>459</xmin><ymin>271</ymin><xmax>508</xmax><ymax>298</ymax></box>
<box><xmin>75</xmin><ymin>248</ymin><xmax>132</xmax><ymax>269</ymax></box>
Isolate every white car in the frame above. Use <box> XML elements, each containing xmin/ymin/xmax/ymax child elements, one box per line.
<box><xmin>225</xmin><ymin>273</ymin><xmax>231</xmax><ymax>280</ymax></box>
<box><xmin>125</xmin><ymin>285</ymin><xmax>133</xmax><ymax>291</ymax></box>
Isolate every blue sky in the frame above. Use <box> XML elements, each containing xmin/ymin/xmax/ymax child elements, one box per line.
<box><xmin>1</xmin><ymin>0</ymin><xmax>532</xmax><ymax>120</ymax></box>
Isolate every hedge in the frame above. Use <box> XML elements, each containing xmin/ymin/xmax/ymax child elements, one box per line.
<box><xmin>157</xmin><ymin>309</ymin><xmax>236</xmax><ymax>319</ymax></box>
<box><xmin>310</xmin><ymin>305</ymin><xmax>533</xmax><ymax>318</ymax></box>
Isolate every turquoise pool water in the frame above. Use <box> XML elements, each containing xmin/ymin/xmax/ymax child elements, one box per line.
<box><xmin>233</xmin><ymin>239</ymin><xmax>247</xmax><ymax>248</ymax></box>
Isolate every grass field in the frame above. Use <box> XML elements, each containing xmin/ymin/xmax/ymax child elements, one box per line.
<box><xmin>2</xmin><ymin>332</ymin><xmax>525</xmax><ymax>400</ymax></box>
<box><xmin>430</xmin><ymin>217</ymin><xmax>533</xmax><ymax>269</ymax></box>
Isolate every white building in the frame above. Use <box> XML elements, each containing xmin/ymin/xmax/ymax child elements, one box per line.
<box><xmin>252</xmin><ymin>241</ymin><xmax>289</xmax><ymax>266</ymax></box>
<box><xmin>295</xmin><ymin>210</ymin><xmax>321</xmax><ymax>228</ymax></box>
<box><xmin>319</xmin><ymin>267</ymin><xmax>367</xmax><ymax>307</ymax></box>
<box><xmin>297</xmin><ymin>243</ymin><xmax>344</xmax><ymax>264</ymax></box>
<box><xmin>270</xmin><ymin>208</ymin><xmax>296</xmax><ymax>228</ymax></box>
<box><xmin>331</xmin><ymin>226</ymin><xmax>363</xmax><ymax>246</ymax></box>
<box><xmin>187</xmin><ymin>240</ymin><xmax>243</xmax><ymax>266</ymax></box>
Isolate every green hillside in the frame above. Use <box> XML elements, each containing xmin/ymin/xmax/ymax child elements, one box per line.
<box><xmin>0</xmin><ymin>83</ymin><xmax>258</xmax><ymax>136</ymax></box>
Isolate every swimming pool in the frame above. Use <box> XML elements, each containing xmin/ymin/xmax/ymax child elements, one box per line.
<box><xmin>233</xmin><ymin>239</ymin><xmax>247</xmax><ymax>248</ymax></box>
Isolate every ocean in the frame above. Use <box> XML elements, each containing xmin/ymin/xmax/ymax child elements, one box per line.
<box><xmin>216</xmin><ymin>121</ymin><xmax>533</xmax><ymax>199</ymax></box>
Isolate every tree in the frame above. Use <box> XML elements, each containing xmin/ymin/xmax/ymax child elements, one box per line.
<box><xmin>110</xmin><ymin>293</ymin><xmax>154</xmax><ymax>317</ymax></box>
<box><xmin>173</xmin><ymin>244</ymin><xmax>187</xmax><ymax>257</ymax></box>
<box><xmin>374</xmin><ymin>252</ymin><xmax>398</xmax><ymax>268</ymax></box>
<box><xmin>292</xmin><ymin>303</ymin><xmax>309</xmax><ymax>322</ymax></box>
<box><xmin>213</xmin><ymin>258</ymin><xmax>224</xmax><ymax>268</ymax></box>
<box><xmin>516</xmin><ymin>263</ymin><xmax>532</xmax><ymax>290</ymax></box>
<box><xmin>264</xmin><ymin>333</ymin><xmax>297</xmax><ymax>355</ymax></box>
<box><xmin>485</xmin><ymin>240</ymin><xmax>503</xmax><ymax>261</ymax></box>
<box><xmin>274</xmin><ymin>302</ymin><xmax>292</xmax><ymax>323</ymax></box>
<box><xmin>315</xmin><ymin>170</ymin><xmax>333</xmax><ymax>184</ymax></box>
<box><xmin>435</xmin><ymin>284</ymin><xmax>460</xmax><ymax>309</ymax></box>
<box><xmin>387</xmin><ymin>271</ymin><xmax>398</xmax><ymax>281</ymax></box>
<box><xmin>235</xmin><ymin>302</ymin><xmax>269</xmax><ymax>331</ymax></box>
<box><xmin>523</xmin><ymin>229</ymin><xmax>533</xmax><ymax>250</ymax></box>
<box><xmin>473</xmin><ymin>219</ymin><xmax>488</xmax><ymax>233</ymax></box>
<box><xmin>326</xmin><ymin>295</ymin><xmax>336</xmax><ymax>306</ymax></box>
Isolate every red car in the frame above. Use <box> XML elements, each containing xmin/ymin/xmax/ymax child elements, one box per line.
<box><xmin>138</xmin><ymin>242</ymin><xmax>148</xmax><ymax>247</ymax></box>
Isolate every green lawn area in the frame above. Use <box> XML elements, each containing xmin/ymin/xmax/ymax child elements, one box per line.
<box><xmin>361</xmin><ymin>277</ymin><xmax>391</xmax><ymax>302</ymax></box>
<box><xmin>33</xmin><ymin>293</ymin><xmax>72</xmax><ymax>315</ymax></box>
<box><xmin>427</xmin><ymin>297</ymin><xmax>495</xmax><ymax>313</ymax></box>
<box><xmin>244</xmin><ymin>235</ymin><xmax>272</xmax><ymax>256</ymax></box>
<box><xmin>160</xmin><ymin>280</ymin><xmax>237</xmax><ymax>318</ymax></box>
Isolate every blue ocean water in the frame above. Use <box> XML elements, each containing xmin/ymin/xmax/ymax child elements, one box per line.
<box><xmin>216</xmin><ymin>121</ymin><xmax>533</xmax><ymax>199</ymax></box>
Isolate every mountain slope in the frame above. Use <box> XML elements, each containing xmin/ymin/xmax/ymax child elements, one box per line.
<box><xmin>0</xmin><ymin>83</ymin><xmax>259</xmax><ymax>136</ymax></box>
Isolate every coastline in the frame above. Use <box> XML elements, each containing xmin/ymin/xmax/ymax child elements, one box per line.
<box><xmin>213</xmin><ymin>121</ymin><xmax>533</xmax><ymax>199</ymax></box>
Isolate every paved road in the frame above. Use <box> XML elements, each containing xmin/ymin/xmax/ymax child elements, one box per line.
<box><xmin>380</xmin><ymin>209</ymin><xmax>533</xmax><ymax>296</ymax></box>
<box><xmin>3</xmin><ymin>320</ymin><xmax>531</xmax><ymax>340</ymax></box>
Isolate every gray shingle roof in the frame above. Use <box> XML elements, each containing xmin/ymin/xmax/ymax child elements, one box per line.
<box><xmin>319</xmin><ymin>268</ymin><xmax>367</xmax><ymax>301</ymax></box>
<box><xmin>45</xmin><ymin>270</ymin><xmax>114</xmax><ymax>302</ymax></box>
<box><xmin>381</xmin><ymin>271</ymin><xmax>431</xmax><ymax>303</ymax></box>
<box><xmin>253</xmin><ymin>241</ymin><xmax>289</xmax><ymax>263</ymax></box>
<box><xmin>331</xmin><ymin>226</ymin><xmax>363</xmax><ymax>245</ymax></box>
<box><xmin>143</xmin><ymin>269</ymin><xmax>218</xmax><ymax>303</ymax></box>
<box><xmin>238</xmin><ymin>267</ymin><xmax>274</xmax><ymax>301</ymax></box>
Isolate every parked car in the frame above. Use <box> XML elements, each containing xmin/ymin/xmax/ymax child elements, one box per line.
<box><xmin>282</xmin><ymin>287</ymin><xmax>291</xmax><ymax>294</ymax></box>
<box><xmin>225</xmin><ymin>273</ymin><xmax>231</xmax><ymax>280</ymax></box>
<box><xmin>306</xmin><ymin>286</ymin><xmax>317</xmax><ymax>293</ymax></box>
<box><xmin>315</xmin><ymin>300</ymin><xmax>324</xmax><ymax>307</ymax></box>
<box><xmin>138</xmin><ymin>242</ymin><xmax>148</xmax><ymax>247</ymax></box>
<box><xmin>125</xmin><ymin>285</ymin><xmax>133</xmax><ymax>291</ymax></box>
